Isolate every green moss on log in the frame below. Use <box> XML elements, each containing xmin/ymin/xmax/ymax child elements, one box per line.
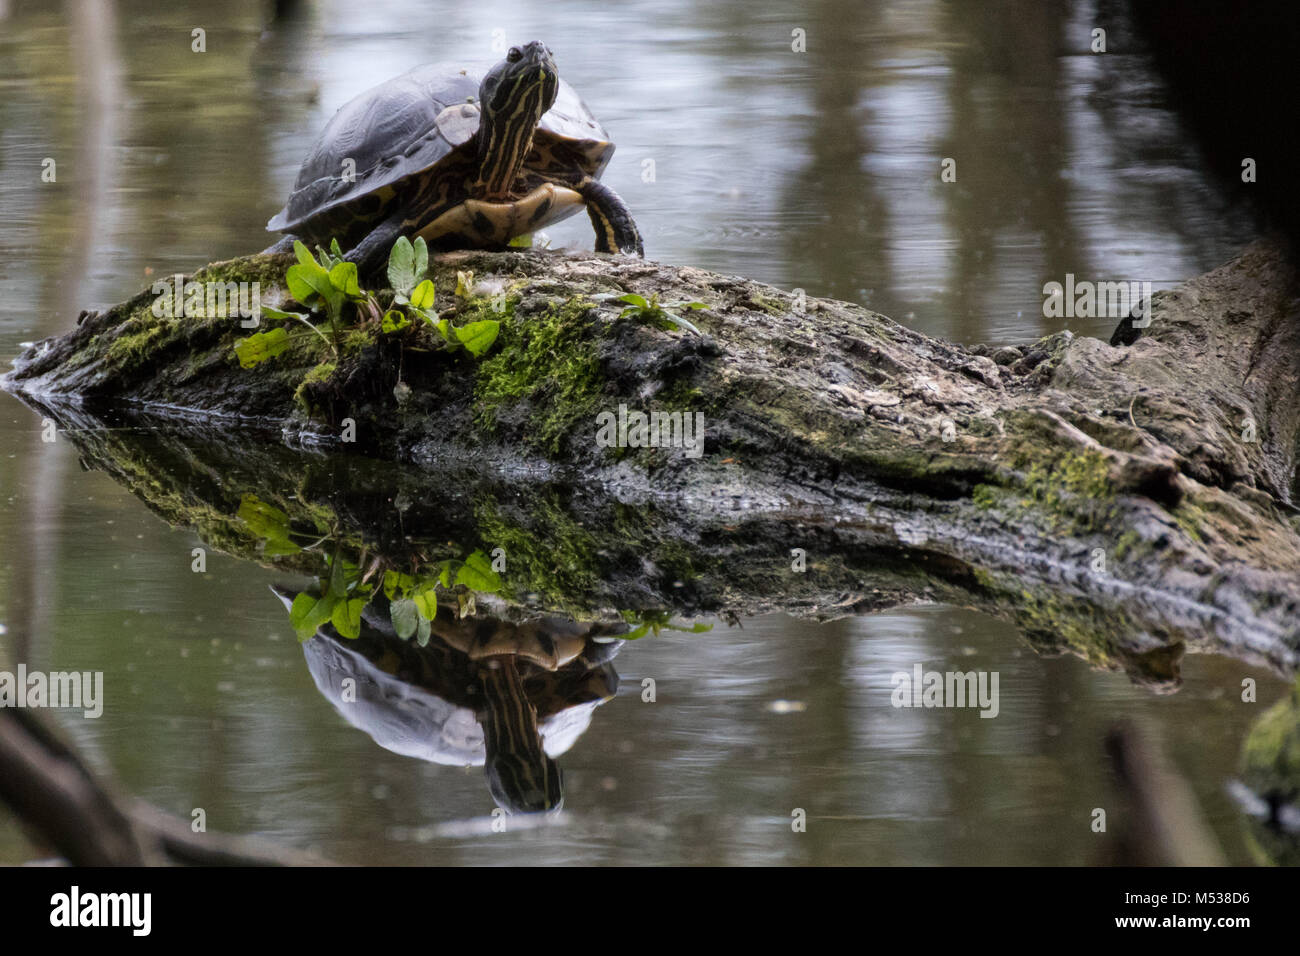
<box><xmin>294</xmin><ymin>361</ymin><xmax>338</xmax><ymax>414</ymax></box>
<box><xmin>473</xmin><ymin>296</ymin><xmax>604</xmax><ymax>454</ymax></box>
<box><xmin>473</xmin><ymin>492</ymin><xmax>602</xmax><ymax>608</ymax></box>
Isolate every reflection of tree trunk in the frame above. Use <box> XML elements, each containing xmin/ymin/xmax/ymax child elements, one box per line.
<box><xmin>940</xmin><ymin>0</ymin><xmax>1080</xmax><ymax>339</ymax></box>
<box><xmin>1102</xmin><ymin>720</ymin><xmax>1225</xmax><ymax>865</ymax></box>
<box><xmin>8</xmin><ymin>0</ymin><xmax>123</xmax><ymax>667</ymax></box>
<box><xmin>781</xmin><ymin>0</ymin><xmax>890</xmax><ymax>306</ymax></box>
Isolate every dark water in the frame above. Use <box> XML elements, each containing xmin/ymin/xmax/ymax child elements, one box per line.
<box><xmin>0</xmin><ymin>0</ymin><xmax>1285</xmax><ymax>865</ymax></box>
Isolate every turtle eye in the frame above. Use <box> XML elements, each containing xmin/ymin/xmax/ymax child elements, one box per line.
<box><xmin>506</xmin><ymin>47</ymin><xmax>522</xmax><ymax>63</ymax></box>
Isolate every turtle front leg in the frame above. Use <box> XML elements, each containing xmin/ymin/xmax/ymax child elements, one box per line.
<box><xmin>344</xmin><ymin>210</ymin><xmax>408</xmax><ymax>277</ymax></box>
<box><xmin>567</xmin><ymin>175</ymin><xmax>643</xmax><ymax>256</ymax></box>
<box><xmin>261</xmin><ymin>234</ymin><xmax>298</xmax><ymax>255</ymax></box>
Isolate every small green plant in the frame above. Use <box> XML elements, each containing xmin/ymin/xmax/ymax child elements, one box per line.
<box><xmin>288</xmin><ymin>546</ymin><xmax>372</xmax><ymax>640</ymax></box>
<box><xmin>378</xmin><ymin>549</ymin><xmax>505</xmax><ymax>644</ymax></box>
<box><xmin>237</xmin><ymin>240</ymin><xmax>364</xmax><ymax>366</ymax></box>
<box><xmin>601</xmin><ymin>292</ymin><xmax>707</xmax><ymax>335</ymax></box>
<box><xmin>285</xmin><ymin>240</ymin><xmax>368</xmax><ymax>336</ymax></box>
<box><xmin>618</xmin><ymin>610</ymin><xmax>714</xmax><ymax>640</ymax></box>
<box><xmin>378</xmin><ymin>235</ymin><xmax>434</xmax><ymax>334</ymax></box>
<box><xmin>436</xmin><ymin>549</ymin><xmax>504</xmax><ymax>592</ymax></box>
<box><xmin>379</xmin><ymin>235</ymin><xmax>500</xmax><ymax>355</ymax></box>
<box><xmin>235</xmin><ymin>235</ymin><xmax>502</xmax><ymax>368</ymax></box>
<box><xmin>386</xmin><ymin>234</ymin><xmax>430</xmax><ymax>304</ymax></box>
<box><xmin>380</xmin><ymin>568</ymin><xmax>439</xmax><ymax>645</ymax></box>
<box><xmin>268</xmin><ymin>534</ymin><xmax>504</xmax><ymax>646</ymax></box>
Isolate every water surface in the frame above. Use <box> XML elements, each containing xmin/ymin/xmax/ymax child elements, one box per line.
<box><xmin>0</xmin><ymin>0</ymin><xmax>1282</xmax><ymax>865</ymax></box>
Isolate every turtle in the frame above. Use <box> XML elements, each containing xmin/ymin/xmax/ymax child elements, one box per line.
<box><xmin>271</xmin><ymin>585</ymin><xmax>625</xmax><ymax>814</ymax></box>
<box><xmin>265</xmin><ymin>41</ymin><xmax>643</xmax><ymax>272</ymax></box>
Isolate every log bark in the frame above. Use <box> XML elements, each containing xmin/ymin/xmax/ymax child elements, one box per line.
<box><xmin>4</xmin><ymin>239</ymin><xmax>1300</xmax><ymax>684</ymax></box>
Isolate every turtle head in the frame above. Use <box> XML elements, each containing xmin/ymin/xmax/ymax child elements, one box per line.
<box><xmin>486</xmin><ymin>751</ymin><xmax>564</xmax><ymax>816</ymax></box>
<box><xmin>473</xmin><ymin>41</ymin><xmax>559</xmax><ymax>199</ymax></box>
<box><xmin>477</xmin><ymin>656</ymin><xmax>565</xmax><ymax>814</ymax></box>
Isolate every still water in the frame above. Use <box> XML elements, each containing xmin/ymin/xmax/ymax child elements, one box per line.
<box><xmin>0</xmin><ymin>0</ymin><xmax>1284</xmax><ymax>864</ymax></box>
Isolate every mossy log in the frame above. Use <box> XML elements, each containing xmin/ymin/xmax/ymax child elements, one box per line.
<box><xmin>5</xmin><ymin>240</ymin><xmax>1300</xmax><ymax>683</ymax></box>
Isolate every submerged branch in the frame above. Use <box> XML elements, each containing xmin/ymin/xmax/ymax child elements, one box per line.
<box><xmin>0</xmin><ymin>707</ymin><xmax>328</xmax><ymax>865</ymax></box>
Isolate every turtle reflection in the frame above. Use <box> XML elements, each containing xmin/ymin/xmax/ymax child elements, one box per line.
<box><xmin>272</xmin><ymin>587</ymin><xmax>624</xmax><ymax>814</ymax></box>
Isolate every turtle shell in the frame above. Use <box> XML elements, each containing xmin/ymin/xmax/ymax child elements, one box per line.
<box><xmin>267</xmin><ymin>61</ymin><xmax>614</xmax><ymax>235</ymax></box>
<box><xmin>300</xmin><ymin>633</ymin><xmax>617</xmax><ymax>767</ymax></box>
<box><xmin>269</xmin><ymin>587</ymin><xmax>622</xmax><ymax>768</ymax></box>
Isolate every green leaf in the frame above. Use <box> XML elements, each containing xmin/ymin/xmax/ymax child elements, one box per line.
<box><xmin>390</xmin><ymin>598</ymin><xmax>419</xmax><ymax>640</ymax></box>
<box><xmin>289</xmin><ymin>593</ymin><xmax>316</xmax><ymax>635</ymax></box>
<box><xmin>328</xmin><ymin>261</ymin><xmax>360</xmax><ymax>297</ymax></box>
<box><xmin>455</xmin><ymin>549</ymin><xmax>502</xmax><ymax>593</ymax></box>
<box><xmin>331</xmin><ymin>597</ymin><xmax>365</xmax><ymax>639</ymax></box>
<box><xmin>287</xmin><ymin>259</ymin><xmax>336</xmax><ymax>306</ymax></box>
<box><xmin>616</xmin><ymin>293</ymin><xmax>648</xmax><ymax>309</ymax></box>
<box><xmin>260</xmin><ymin>305</ymin><xmax>308</xmax><ymax>321</ymax></box>
<box><xmin>387</xmin><ymin>236</ymin><xmax>415</xmax><ymax>294</ymax></box>
<box><xmin>330</xmin><ymin>238</ymin><xmax>344</xmax><ymax>260</ymax></box>
<box><xmin>413</xmin><ymin>236</ymin><xmax>428</xmax><ymax>284</ymax></box>
<box><xmin>290</xmin><ymin>591</ymin><xmax>337</xmax><ymax>641</ymax></box>
<box><xmin>293</xmin><ymin>240</ymin><xmax>316</xmax><ymax>268</ymax></box>
<box><xmin>236</xmin><ymin>493</ymin><xmax>288</xmax><ymax>533</ymax></box>
<box><xmin>234</xmin><ymin>327</ymin><xmax>290</xmax><ymax>368</ymax></box>
<box><xmin>438</xmin><ymin>561</ymin><xmax>456</xmax><ymax>589</ymax></box>
<box><xmin>454</xmin><ymin>270</ymin><xmax>475</xmax><ymax>297</ymax></box>
<box><xmin>507</xmin><ymin>233</ymin><xmax>533</xmax><ymax>248</ymax></box>
<box><xmin>328</xmin><ymin>550</ymin><xmax>347</xmax><ymax>598</ymax></box>
<box><xmin>236</xmin><ymin>493</ymin><xmax>300</xmax><ymax>556</ymax></box>
<box><xmin>285</xmin><ymin>264</ymin><xmax>320</xmax><ymax>305</ymax></box>
<box><xmin>662</xmin><ymin>311</ymin><xmax>702</xmax><ymax>335</ymax></box>
<box><xmin>412</xmin><ymin>585</ymin><xmax>437</xmax><ymax>621</ymax></box>
<box><xmin>381</xmin><ymin>309</ymin><xmax>411</xmax><ymax>333</ymax></box>
<box><xmin>415</xmin><ymin>615</ymin><xmax>432</xmax><ymax>647</ymax></box>
<box><xmin>453</xmin><ymin>319</ymin><xmax>500</xmax><ymax>357</ymax></box>
<box><xmin>621</xmin><ymin>617</ymin><xmax>713</xmax><ymax>640</ymax></box>
<box><xmin>383</xmin><ymin>570</ymin><xmax>415</xmax><ymax>600</ymax></box>
<box><xmin>410</xmin><ymin>279</ymin><xmax>435</xmax><ymax>311</ymax></box>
